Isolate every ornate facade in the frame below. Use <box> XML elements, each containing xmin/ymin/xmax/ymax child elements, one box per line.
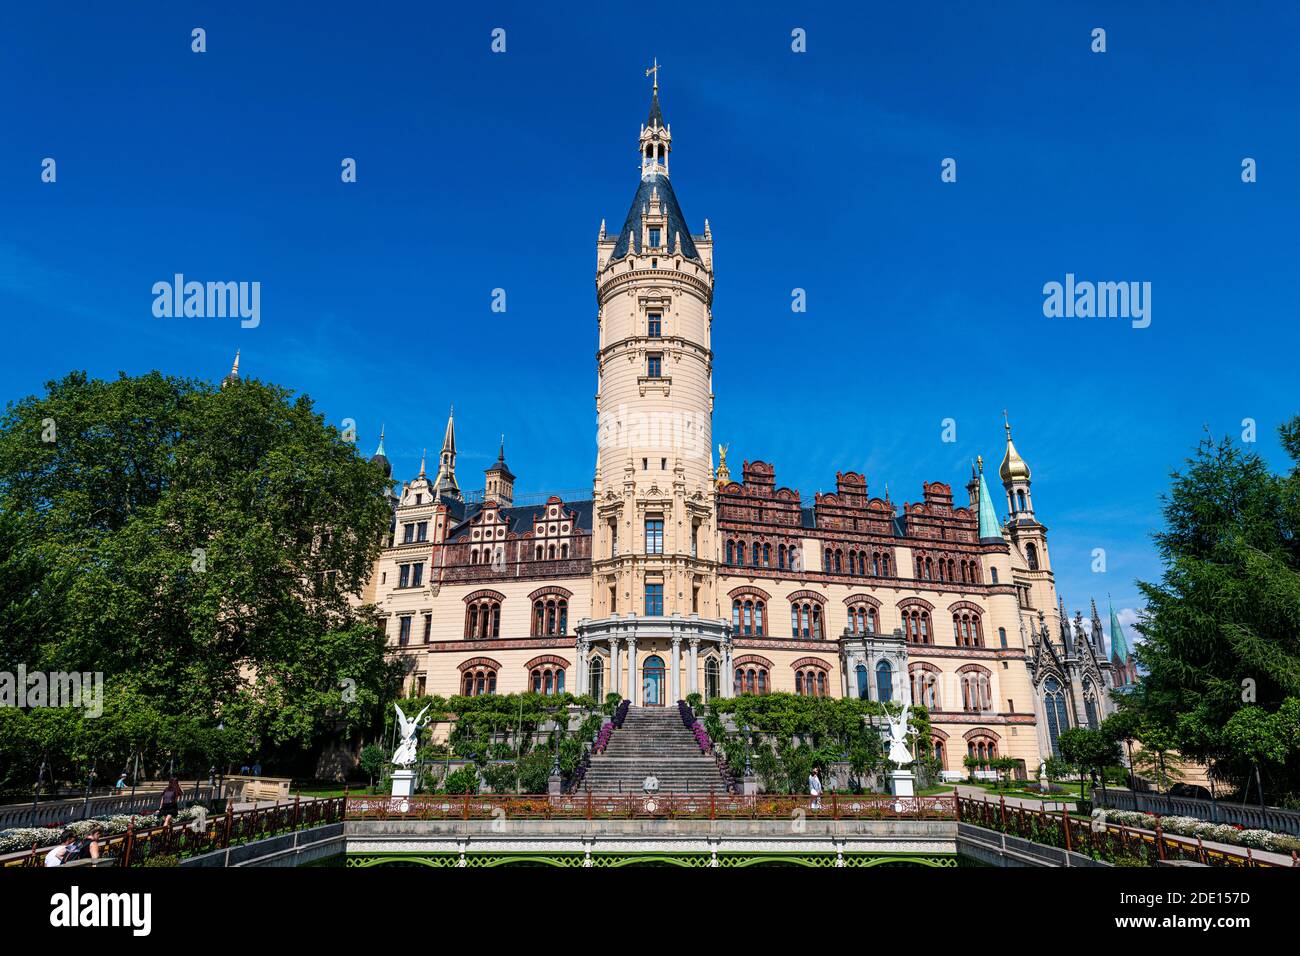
<box><xmin>362</xmin><ymin>80</ymin><xmax>1137</xmax><ymax>775</ymax></box>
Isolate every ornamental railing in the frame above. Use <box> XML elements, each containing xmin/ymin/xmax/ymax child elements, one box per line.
<box><xmin>955</xmin><ymin>795</ymin><xmax>1298</xmax><ymax>868</ymax></box>
<box><xmin>347</xmin><ymin>792</ymin><xmax>956</xmax><ymax>822</ymax></box>
<box><xmin>2</xmin><ymin>796</ymin><xmax>345</xmax><ymax>868</ymax></box>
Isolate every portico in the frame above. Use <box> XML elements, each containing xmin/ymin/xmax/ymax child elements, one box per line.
<box><xmin>575</xmin><ymin>613</ymin><xmax>732</xmax><ymax>705</ymax></box>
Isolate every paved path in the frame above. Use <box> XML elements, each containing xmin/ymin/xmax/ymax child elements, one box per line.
<box><xmin>953</xmin><ymin>784</ymin><xmax>1077</xmax><ymax>813</ymax></box>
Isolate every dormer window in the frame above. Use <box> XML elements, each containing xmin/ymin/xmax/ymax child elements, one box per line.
<box><xmin>649</xmin><ymin>227</ymin><xmax>661</xmax><ymax>248</ymax></box>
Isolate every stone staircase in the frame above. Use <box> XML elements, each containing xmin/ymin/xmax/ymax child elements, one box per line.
<box><xmin>582</xmin><ymin>706</ymin><xmax>729</xmax><ymax>794</ymax></box>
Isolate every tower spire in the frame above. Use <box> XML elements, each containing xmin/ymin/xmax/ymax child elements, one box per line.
<box><xmin>418</xmin><ymin>448</ymin><xmax>427</xmax><ymax>478</ymax></box>
<box><xmin>221</xmin><ymin>350</ymin><xmax>241</xmax><ymax>389</ymax></box>
<box><xmin>430</xmin><ymin>405</ymin><xmax>462</xmax><ymax>500</ymax></box>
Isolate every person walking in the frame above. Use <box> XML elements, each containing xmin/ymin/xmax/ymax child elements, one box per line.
<box><xmin>159</xmin><ymin>777</ymin><xmax>183</xmax><ymax>827</ymax></box>
<box><xmin>809</xmin><ymin>766</ymin><xmax>823</xmax><ymax>811</ymax></box>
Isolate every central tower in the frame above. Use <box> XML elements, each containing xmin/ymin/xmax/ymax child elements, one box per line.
<box><xmin>577</xmin><ymin>73</ymin><xmax>731</xmax><ymax>704</ymax></box>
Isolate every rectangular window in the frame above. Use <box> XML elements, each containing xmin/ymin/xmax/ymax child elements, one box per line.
<box><xmin>411</xmin><ymin>562</ymin><xmax>424</xmax><ymax>587</ymax></box>
<box><xmin>645</xmin><ymin>583</ymin><xmax>664</xmax><ymax>616</ymax></box>
<box><xmin>416</xmin><ymin>521</ymin><xmax>428</xmax><ymax>541</ymax></box>
<box><xmin>648</xmin><ymin>313</ymin><xmax>661</xmax><ymax>337</ymax></box>
<box><xmin>398</xmin><ymin>564</ymin><xmax>411</xmax><ymax>588</ymax></box>
<box><xmin>398</xmin><ymin>616</ymin><xmax>412</xmax><ymax>646</ymax></box>
<box><xmin>403</xmin><ymin>523</ymin><xmax>415</xmax><ymax>543</ymax></box>
<box><xmin>647</xmin><ymin>354</ymin><xmax>662</xmax><ymax>378</ymax></box>
<box><xmin>649</xmin><ymin>227</ymin><xmax>661</xmax><ymax>248</ymax></box>
<box><xmin>645</xmin><ymin>519</ymin><xmax>664</xmax><ymax>554</ymax></box>
<box><xmin>423</xmin><ymin>613</ymin><xmax>432</xmax><ymax>643</ymax></box>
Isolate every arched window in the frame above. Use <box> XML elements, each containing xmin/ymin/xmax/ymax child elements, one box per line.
<box><xmin>961</xmin><ymin>669</ymin><xmax>993</xmax><ymax>713</ymax></box>
<box><xmin>790</xmin><ymin>600</ymin><xmax>823</xmax><ymax>640</ymax></box>
<box><xmin>466</xmin><ymin>598</ymin><xmax>502</xmax><ymax>639</ymax></box>
<box><xmin>705</xmin><ymin>658</ymin><xmax>720</xmax><ymax>699</ymax></box>
<box><xmin>1026</xmin><ymin>542</ymin><xmax>1039</xmax><ymax>571</ymax></box>
<box><xmin>1017</xmin><ymin>490</ymin><xmax>1027</xmax><ymax>512</ymax></box>
<box><xmin>461</xmin><ymin>665</ymin><xmax>498</xmax><ymax>697</ymax></box>
<box><xmin>902</xmin><ymin>608</ymin><xmax>932</xmax><ymax>645</ymax></box>
<box><xmin>1043</xmin><ymin>676</ymin><xmax>1069</xmax><ymax>755</ymax></box>
<box><xmin>530</xmin><ymin>664</ymin><xmax>566</xmax><ymax>695</ymax></box>
<box><xmin>910</xmin><ymin>666</ymin><xmax>940</xmax><ymax>709</ymax></box>
<box><xmin>990</xmin><ymin>567</ymin><xmax>998</xmax><ymax>584</ymax></box>
<box><xmin>588</xmin><ymin>657</ymin><xmax>604</xmax><ymax>699</ymax></box>
<box><xmin>953</xmin><ymin>611</ymin><xmax>983</xmax><ymax>648</ymax></box>
<box><xmin>875</xmin><ymin>660</ymin><xmax>894</xmax><ymax>702</ymax></box>
<box><xmin>726</xmin><ymin>541</ymin><xmax>735</xmax><ymax>565</ymax></box>
<box><xmin>855</xmin><ymin>664</ymin><xmax>868</xmax><ymax>699</ymax></box>
<box><xmin>763</xmin><ymin>543</ymin><xmax>771</xmax><ymax>567</ymax></box>
<box><xmin>968</xmin><ymin>736</ymin><xmax>999</xmax><ymax>769</ymax></box>
<box><xmin>1083</xmin><ymin>680</ymin><xmax>1099</xmax><ymax>730</ymax></box>
<box><xmin>934</xmin><ymin>738</ymin><xmax>946</xmax><ymax>768</ymax></box>
<box><xmin>795</xmin><ymin>666</ymin><xmax>828</xmax><ymax>697</ymax></box>
<box><xmin>532</xmin><ymin>598</ymin><xmax>569</xmax><ymax>636</ymax></box>
<box><xmin>752</xmin><ymin>542</ymin><xmax>760</xmax><ymax>566</ymax></box>
<box><xmin>778</xmin><ymin>544</ymin><xmax>787</xmax><ymax>569</ymax></box>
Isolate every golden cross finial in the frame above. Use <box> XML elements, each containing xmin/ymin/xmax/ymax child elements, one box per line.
<box><xmin>645</xmin><ymin>57</ymin><xmax>660</xmax><ymax>93</ymax></box>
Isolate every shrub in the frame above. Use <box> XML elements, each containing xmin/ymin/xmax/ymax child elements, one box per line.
<box><xmin>443</xmin><ymin>766</ymin><xmax>479</xmax><ymax>795</ymax></box>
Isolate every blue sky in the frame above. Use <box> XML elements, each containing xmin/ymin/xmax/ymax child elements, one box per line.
<box><xmin>4</xmin><ymin>2</ymin><xmax>1299</xmax><ymax>635</ymax></box>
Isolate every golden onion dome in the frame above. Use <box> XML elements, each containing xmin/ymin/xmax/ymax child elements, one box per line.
<box><xmin>999</xmin><ymin>412</ymin><xmax>1031</xmax><ymax>483</ymax></box>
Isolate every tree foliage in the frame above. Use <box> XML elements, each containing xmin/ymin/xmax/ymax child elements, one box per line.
<box><xmin>1126</xmin><ymin>419</ymin><xmax>1300</xmax><ymax>803</ymax></box>
<box><xmin>0</xmin><ymin>370</ymin><xmax>402</xmax><ymax>786</ymax></box>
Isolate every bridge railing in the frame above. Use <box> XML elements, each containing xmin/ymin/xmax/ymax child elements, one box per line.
<box><xmin>2</xmin><ymin>796</ymin><xmax>346</xmax><ymax>868</ymax></box>
<box><xmin>347</xmin><ymin>792</ymin><xmax>956</xmax><ymax>821</ymax></box>
<box><xmin>955</xmin><ymin>795</ymin><xmax>1298</xmax><ymax>868</ymax></box>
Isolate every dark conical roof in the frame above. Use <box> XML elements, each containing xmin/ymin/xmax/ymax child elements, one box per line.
<box><xmin>647</xmin><ymin>91</ymin><xmax>664</xmax><ymax>128</ymax></box>
<box><xmin>608</xmin><ymin>173</ymin><xmax>699</xmax><ymax>261</ymax></box>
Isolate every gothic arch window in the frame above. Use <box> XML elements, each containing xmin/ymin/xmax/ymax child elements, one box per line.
<box><xmin>875</xmin><ymin>660</ymin><xmax>894</xmax><ymax>702</ymax></box>
<box><xmin>1083</xmin><ymin>679</ymin><xmax>1099</xmax><ymax>730</ymax></box>
<box><xmin>588</xmin><ymin>657</ymin><xmax>604</xmax><ymax>699</ymax></box>
<box><xmin>1043</xmin><ymin>676</ymin><xmax>1070</xmax><ymax>755</ymax></box>
<box><xmin>1026</xmin><ymin>542</ymin><xmax>1039</xmax><ymax>571</ymax></box>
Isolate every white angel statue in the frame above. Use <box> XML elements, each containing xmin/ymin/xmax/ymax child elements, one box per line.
<box><xmin>392</xmin><ymin>702</ymin><xmax>431</xmax><ymax>767</ymax></box>
<box><xmin>885</xmin><ymin>703</ymin><xmax>913</xmax><ymax>765</ymax></box>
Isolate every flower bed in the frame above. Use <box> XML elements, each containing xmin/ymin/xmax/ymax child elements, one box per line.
<box><xmin>1092</xmin><ymin>807</ymin><xmax>1300</xmax><ymax>854</ymax></box>
<box><xmin>0</xmin><ymin>807</ymin><xmax>203</xmax><ymax>854</ymax></box>
<box><xmin>690</xmin><ymin>720</ymin><xmax>712</xmax><ymax>753</ymax></box>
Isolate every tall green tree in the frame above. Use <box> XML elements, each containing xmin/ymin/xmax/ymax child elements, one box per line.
<box><xmin>1130</xmin><ymin>418</ymin><xmax>1300</xmax><ymax>804</ymax></box>
<box><xmin>0</xmin><ymin>370</ymin><xmax>402</xmax><ymax>783</ymax></box>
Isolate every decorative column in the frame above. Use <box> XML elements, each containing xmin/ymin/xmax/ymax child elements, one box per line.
<box><xmin>627</xmin><ymin>637</ymin><xmax>638</xmax><ymax>706</ymax></box>
<box><xmin>576</xmin><ymin>641</ymin><xmax>589</xmax><ymax>695</ymax></box>
<box><xmin>688</xmin><ymin>639</ymin><xmax>700</xmax><ymax>695</ymax></box>
<box><xmin>670</xmin><ymin>637</ymin><xmax>681</xmax><ymax>704</ymax></box>
<box><xmin>722</xmin><ymin>640</ymin><xmax>733</xmax><ymax>698</ymax></box>
<box><xmin>610</xmin><ymin>638</ymin><xmax>621</xmax><ymax>700</ymax></box>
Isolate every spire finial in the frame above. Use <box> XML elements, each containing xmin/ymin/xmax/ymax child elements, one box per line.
<box><xmin>231</xmin><ymin>350</ymin><xmax>240</xmax><ymax>375</ymax></box>
<box><xmin>977</xmin><ymin>454</ymin><xmax>984</xmax><ymax>474</ymax></box>
<box><xmin>375</xmin><ymin>424</ymin><xmax>387</xmax><ymax>457</ymax></box>
<box><xmin>1003</xmin><ymin>408</ymin><xmax>1012</xmax><ymax>439</ymax></box>
<box><xmin>419</xmin><ymin>448</ymin><xmax>427</xmax><ymax>477</ymax></box>
<box><xmin>645</xmin><ymin>57</ymin><xmax>660</xmax><ymax>94</ymax></box>
<box><xmin>499</xmin><ymin>434</ymin><xmax>506</xmax><ymax>461</ymax></box>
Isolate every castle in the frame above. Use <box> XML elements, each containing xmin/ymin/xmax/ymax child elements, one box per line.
<box><xmin>350</xmin><ymin>77</ymin><xmax>1137</xmax><ymax>775</ymax></box>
